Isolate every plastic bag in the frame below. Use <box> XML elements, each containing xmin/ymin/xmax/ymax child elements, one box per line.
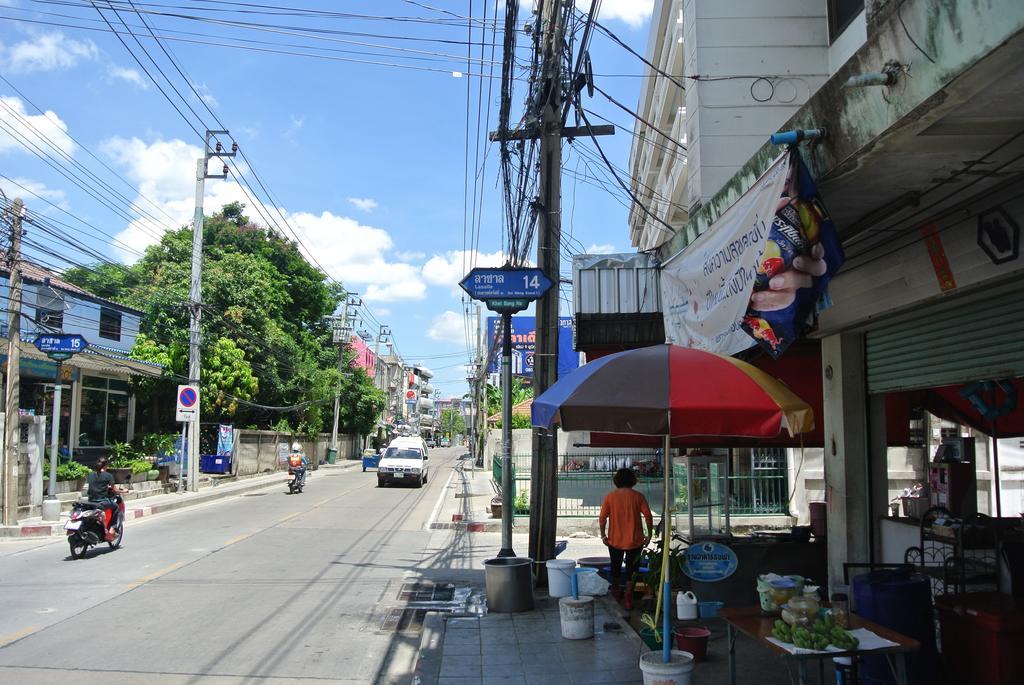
<box><xmin>577</xmin><ymin>570</ymin><xmax>610</xmax><ymax>596</ymax></box>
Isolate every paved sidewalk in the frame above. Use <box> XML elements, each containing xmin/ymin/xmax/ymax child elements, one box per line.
<box><xmin>416</xmin><ymin>595</ymin><xmax>644</xmax><ymax>685</ymax></box>
<box><xmin>1</xmin><ymin>458</ymin><xmax>361</xmax><ymax>538</ymax></box>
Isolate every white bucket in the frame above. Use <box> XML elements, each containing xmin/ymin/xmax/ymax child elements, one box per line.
<box><xmin>559</xmin><ymin>596</ymin><xmax>594</xmax><ymax>639</ymax></box>
<box><xmin>546</xmin><ymin>558</ymin><xmax>577</xmax><ymax>598</ymax></box>
<box><xmin>639</xmin><ymin>650</ymin><xmax>695</xmax><ymax>685</ymax></box>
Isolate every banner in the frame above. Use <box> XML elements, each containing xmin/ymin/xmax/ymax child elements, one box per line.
<box><xmin>486</xmin><ymin>316</ymin><xmax>578</xmax><ymax>378</ymax></box>
<box><xmin>662</xmin><ymin>151</ymin><xmax>843</xmax><ymax>358</ymax></box>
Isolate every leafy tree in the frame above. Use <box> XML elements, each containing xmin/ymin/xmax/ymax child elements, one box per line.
<box><xmin>63</xmin><ymin>203</ymin><xmax>377</xmax><ymax>435</ymax></box>
<box><xmin>486</xmin><ymin>377</ymin><xmax>533</xmax><ymax>410</ymax></box>
<box><xmin>439</xmin><ymin>408</ymin><xmax>465</xmax><ymax>436</ymax></box>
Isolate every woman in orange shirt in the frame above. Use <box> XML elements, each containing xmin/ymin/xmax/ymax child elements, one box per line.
<box><xmin>599</xmin><ymin>468</ymin><xmax>653</xmax><ymax>610</ymax></box>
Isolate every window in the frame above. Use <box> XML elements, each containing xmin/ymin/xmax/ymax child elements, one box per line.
<box><xmin>78</xmin><ymin>375</ymin><xmax>130</xmax><ymax>446</ymax></box>
<box><xmin>99</xmin><ymin>307</ymin><xmax>122</xmax><ymax>341</ymax></box>
<box><xmin>827</xmin><ymin>0</ymin><xmax>864</xmax><ymax>42</ymax></box>
<box><xmin>35</xmin><ymin>307</ymin><xmax>63</xmax><ymax>331</ymax></box>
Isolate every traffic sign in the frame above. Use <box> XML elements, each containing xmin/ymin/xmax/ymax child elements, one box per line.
<box><xmin>176</xmin><ymin>384</ymin><xmax>200</xmax><ymax>422</ymax></box>
<box><xmin>485</xmin><ymin>298</ymin><xmax>530</xmax><ymax>314</ymax></box>
<box><xmin>459</xmin><ymin>267</ymin><xmax>553</xmax><ymax>302</ymax></box>
<box><xmin>33</xmin><ymin>333</ymin><xmax>88</xmax><ymax>361</ymax></box>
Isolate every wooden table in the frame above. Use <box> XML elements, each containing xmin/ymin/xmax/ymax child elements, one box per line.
<box><xmin>720</xmin><ymin>606</ymin><xmax>920</xmax><ymax>685</ymax></box>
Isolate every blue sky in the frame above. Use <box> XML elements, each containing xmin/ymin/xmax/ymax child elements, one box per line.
<box><xmin>0</xmin><ymin>0</ymin><xmax>655</xmax><ymax>397</ymax></box>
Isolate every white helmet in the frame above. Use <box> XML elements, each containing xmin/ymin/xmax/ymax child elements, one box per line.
<box><xmin>291</xmin><ymin>442</ymin><xmax>303</xmax><ymax>452</ymax></box>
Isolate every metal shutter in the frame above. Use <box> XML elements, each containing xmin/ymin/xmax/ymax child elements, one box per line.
<box><xmin>866</xmin><ymin>289</ymin><xmax>1024</xmax><ymax>394</ymax></box>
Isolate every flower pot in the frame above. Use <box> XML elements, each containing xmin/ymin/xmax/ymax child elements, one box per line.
<box><xmin>639</xmin><ymin>650</ymin><xmax>694</xmax><ymax>685</ymax></box>
<box><xmin>147</xmin><ymin>469</ymin><xmax>160</xmax><ymax>481</ymax></box>
<box><xmin>639</xmin><ymin>627</ymin><xmax>662</xmax><ymax>651</ymax></box>
<box><xmin>109</xmin><ymin>468</ymin><xmax>132</xmax><ymax>484</ymax></box>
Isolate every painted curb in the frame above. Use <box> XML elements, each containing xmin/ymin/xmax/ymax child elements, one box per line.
<box><xmin>411</xmin><ymin>611</ymin><xmax>444</xmax><ymax>685</ymax></box>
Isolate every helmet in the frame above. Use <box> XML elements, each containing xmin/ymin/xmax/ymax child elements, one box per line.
<box><xmin>291</xmin><ymin>442</ymin><xmax>303</xmax><ymax>452</ymax></box>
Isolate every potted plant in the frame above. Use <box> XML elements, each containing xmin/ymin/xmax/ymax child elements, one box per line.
<box><xmin>107</xmin><ymin>442</ymin><xmax>140</xmax><ymax>484</ymax></box>
<box><xmin>52</xmin><ymin>459</ymin><xmax>91</xmax><ymax>495</ymax></box>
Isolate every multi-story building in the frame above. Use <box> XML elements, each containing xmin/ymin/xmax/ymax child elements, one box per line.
<box><xmin>1</xmin><ymin>259</ymin><xmax>161</xmax><ymax>457</ymax></box>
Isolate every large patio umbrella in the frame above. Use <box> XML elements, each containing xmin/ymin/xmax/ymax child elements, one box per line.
<box><xmin>531</xmin><ymin>344</ymin><xmax>814</xmax><ymax>663</ymax></box>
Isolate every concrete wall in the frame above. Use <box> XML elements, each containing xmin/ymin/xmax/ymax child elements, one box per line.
<box><xmin>232</xmin><ymin>430</ymin><xmax>360</xmax><ymax>476</ymax></box>
<box><xmin>682</xmin><ymin>0</ymin><xmax>829</xmax><ymax>211</ymax></box>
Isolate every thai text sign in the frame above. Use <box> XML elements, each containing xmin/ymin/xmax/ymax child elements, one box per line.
<box><xmin>486</xmin><ymin>316</ymin><xmax>578</xmax><ymax>378</ymax></box>
<box><xmin>682</xmin><ymin>541</ymin><xmax>738</xmax><ymax>582</ymax></box>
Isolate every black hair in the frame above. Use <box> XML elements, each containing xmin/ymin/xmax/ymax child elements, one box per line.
<box><xmin>95</xmin><ymin>458</ymin><xmax>108</xmax><ymax>471</ymax></box>
<box><xmin>613</xmin><ymin>467</ymin><xmax>637</xmax><ymax>488</ymax></box>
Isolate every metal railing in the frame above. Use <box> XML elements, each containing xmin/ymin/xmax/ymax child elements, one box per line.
<box><xmin>503</xmin><ymin>453</ymin><xmax>789</xmax><ymax>518</ymax></box>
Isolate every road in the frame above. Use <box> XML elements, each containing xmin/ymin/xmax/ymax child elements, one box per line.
<box><xmin>0</xmin><ymin>446</ymin><xmax>469</xmax><ymax>684</ymax></box>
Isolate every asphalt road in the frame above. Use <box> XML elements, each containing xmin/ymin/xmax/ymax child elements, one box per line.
<box><xmin>0</xmin><ymin>446</ymin><xmax>468</xmax><ymax>684</ymax></box>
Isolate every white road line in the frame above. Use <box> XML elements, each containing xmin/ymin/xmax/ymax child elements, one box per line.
<box><xmin>424</xmin><ymin>467</ymin><xmax>457</xmax><ymax>531</ymax></box>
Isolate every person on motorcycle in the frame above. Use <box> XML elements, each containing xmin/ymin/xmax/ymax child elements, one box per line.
<box><xmin>86</xmin><ymin>458</ymin><xmax>123</xmax><ymax>541</ymax></box>
<box><xmin>287</xmin><ymin>443</ymin><xmax>308</xmax><ymax>486</ymax></box>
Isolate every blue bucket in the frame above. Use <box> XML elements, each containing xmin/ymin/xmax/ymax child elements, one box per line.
<box><xmin>698</xmin><ymin>601</ymin><xmax>724</xmax><ymax>618</ymax></box>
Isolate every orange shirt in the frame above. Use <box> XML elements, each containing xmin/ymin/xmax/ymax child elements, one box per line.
<box><xmin>599</xmin><ymin>487</ymin><xmax>653</xmax><ymax>550</ymax></box>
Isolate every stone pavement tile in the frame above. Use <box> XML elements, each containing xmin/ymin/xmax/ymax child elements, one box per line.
<box><xmin>438</xmin><ymin>678</ymin><xmax>481</xmax><ymax>685</ymax></box>
<box><xmin>448</xmin><ymin>618</ymin><xmax>483</xmax><ymax>630</ymax></box>
<box><xmin>482</xmin><ymin>650</ymin><xmax>522</xmax><ymax>667</ymax></box>
<box><xmin>525</xmin><ymin>674</ymin><xmax>571</xmax><ymax>685</ymax></box>
<box><xmin>440</xmin><ymin>664</ymin><xmax>483</xmax><ymax>679</ymax></box>
<box><xmin>568</xmin><ymin>668</ymin><xmax>628</xmax><ymax>685</ymax></box>
<box><xmin>444</xmin><ymin>642</ymin><xmax>484</xmax><ymax>656</ymax></box>
<box><xmin>445</xmin><ymin>631</ymin><xmax>483</xmax><ymax>645</ymax></box>
<box><xmin>443</xmin><ymin>655</ymin><xmax>486</xmax><ymax>670</ymax></box>
<box><xmin>482</xmin><ymin>675</ymin><xmax>526</xmax><ymax>685</ymax></box>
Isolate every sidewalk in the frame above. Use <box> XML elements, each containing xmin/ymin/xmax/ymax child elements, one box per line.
<box><xmin>403</xmin><ymin>458</ymin><xmax>795</xmax><ymax>684</ymax></box>
<box><xmin>0</xmin><ymin>458</ymin><xmax>361</xmax><ymax>538</ymax></box>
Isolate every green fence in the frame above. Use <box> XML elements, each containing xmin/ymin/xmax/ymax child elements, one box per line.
<box><xmin>502</xmin><ymin>452</ymin><xmax>789</xmax><ymax>518</ymax></box>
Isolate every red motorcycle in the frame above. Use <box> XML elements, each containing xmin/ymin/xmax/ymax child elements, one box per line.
<box><xmin>64</xmin><ymin>478</ymin><xmax>128</xmax><ymax>559</ymax></box>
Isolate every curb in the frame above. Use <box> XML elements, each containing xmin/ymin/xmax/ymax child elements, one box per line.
<box><xmin>411</xmin><ymin>611</ymin><xmax>444</xmax><ymax>685</ymax></box>
<box><xmin>1</xmin><ymin>461</ymin><xmax>361</xmax><ymax>539</ymax></box>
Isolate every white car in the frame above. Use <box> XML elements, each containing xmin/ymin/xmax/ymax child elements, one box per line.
<box><xmin>377</xmin><ymin>437</ymin><xmax>430</xmax><ymax>488</ymax></box>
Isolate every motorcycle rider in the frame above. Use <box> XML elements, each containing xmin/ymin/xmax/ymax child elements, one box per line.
<box><xmin>86</xmin><ymin>458</ymin><xmax>123</xmax><ymax>541</ymax></box>
<box><xmin>287</xmin><ymin>443</ymin><xmax>308</xmax><ymax>487</ymax></box>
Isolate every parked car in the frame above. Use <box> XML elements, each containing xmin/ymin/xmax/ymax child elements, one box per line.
<box><xmin>440</xmin><ymin>438</ymin><xmax>450</xmax><ymax>447</ymax></box>
<box><xmin>377</xmin><ymin>437</ymin><xmax>429</xmax><ymax>488</ymax></box>
<box><xmin>425</xmin><ymin>439</ymin><xmax>436</xmax><ymax>448</ymax></box>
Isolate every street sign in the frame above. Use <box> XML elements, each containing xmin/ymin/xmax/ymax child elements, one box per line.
<box><xmin>485</xmin><ymin>298</ymin><xmax>530</xmax><ymax>313</ymax></box>
<box><xmin>176</xmin><ymin>384</ymin><xmax>200</xmax><ymax>423</ymax></box>
<box><xmin>459</xmin><ymin>267</ymin><xmax>553</xmax><ymax>302</ymax></box>
<box><xmin>33</xmin><ymin>333</ymin><xmax>88</xmax><ymax>361</ymax></box>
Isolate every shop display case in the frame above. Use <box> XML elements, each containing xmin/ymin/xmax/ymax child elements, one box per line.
<box><xmin>686</xmin><ymin>453</ymin><xmax>730</xmax><ymax>538</ymax></box>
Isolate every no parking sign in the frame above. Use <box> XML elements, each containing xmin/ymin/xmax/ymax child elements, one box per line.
<box><xmin>176</xmin><ymin>384</ymin><xmax>200</xmax><ymax>422</ymax></box>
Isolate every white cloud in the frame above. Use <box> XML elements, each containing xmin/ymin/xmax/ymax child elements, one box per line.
<box><xmin>285</xmin><ymin>211</ymin><xmax>427</xmax><ymax>302</ymax></box>
<box><xmin>0</xmin><ymin>32</ymin><xmax>98</xmax><ymax>73</ymax></box>
<box><xmin>101</xmin><ymin>136</ymin><xmax>251</xmax><ymax>258</ymax></box>
<box><xmin>190</xmin><ymin>80</ymin><xmax>219</xmax><ymax>108</ymax></box>
<box><xmin>586</xmin><ymin>243</ymin><xmax>617</xmax><ymax>254</ymax></box>
<box><xmin>427</xmin><ymin>310</ymin><xmax>469</xmax><ymax>344</ymax></box>
<box><xmin>375</xmin><ymin>307</ymin><xmax>391</xmax><ymax>317</ymax></box>
<box><xmin>0</xmin><ymin>96</ymin><xmax>75</xmax><ymax>157</ymax></box>
<box><xmin>108</xmin><ymin>65</ymin><xmax>148</xmax><ymax>89</ymax></box>
<box><xmin>0</xmin><ymin>177</ymin><xmax>67</xmax><ymax>209</ymax></box>
<box><xmin>421</xmin><ymin>249</ymin><xmax>507</xmax><ymax>287</ymax></box>
<box><xmin>347</xmin><ymin>197</ymin><xmax>378</xmax><ymax>213</ymax></box>
<box><xmin>395</xmin><ymin>249</ymin><xmax>425</xmax><ymax>261</ymax></box>
<box><xmin>580</xmin><ymin>0</ymin><xmax>653</xmax><ymax>28</ymax></box>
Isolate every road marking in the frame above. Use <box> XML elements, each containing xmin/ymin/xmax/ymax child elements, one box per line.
<box><xmin>424</xmin><ymin>468</ymin><xmax>457</xmax><ymax>531</ymax></box>
<box><xmin>0</xmin><ymin>625</ymin><xmax>40</xmax><ymax>647</ymax></box>
<box><xmin>277</xmin><ymin>511</ymin><xmax>302</xmax><ymax>524</ymax></box>
<box><xmin>222</xmin><ymin>532</ymin><xmax>254</xmax><ymax>547</ymax></box>
<box><xmin>125</xmin><ymin>561</ymin><xmax>184</xmax><ymax>590</ymax></box>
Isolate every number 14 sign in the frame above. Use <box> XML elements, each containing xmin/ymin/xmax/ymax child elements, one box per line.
<box><xmin>459</xmin><ymin>267</ymin><xmax>554</xmax><ymax>302</ymax></box>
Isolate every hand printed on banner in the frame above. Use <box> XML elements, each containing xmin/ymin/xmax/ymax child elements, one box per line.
<box><xmin>742</xmin><ymin>154</ymin><xmax>842</xmax><ymax>357</ymax></box>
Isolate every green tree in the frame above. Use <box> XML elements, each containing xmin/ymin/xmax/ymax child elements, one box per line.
<box><xmin>64</xmin><ymin>203</ymin><xmax>372</xmax><ymax>434</ymax></box>
<box><xmin>439</xmin><ymin>408</ymin><xmax>466</xmax><ymax>437</ymax></box>
<box><xmin>486</xmin><ymin>377</ymin><xmax>533</xmax><ymax>410</ymax></box>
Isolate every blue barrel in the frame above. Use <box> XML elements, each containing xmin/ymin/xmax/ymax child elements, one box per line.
<box><xmin>852</xmin><ymin>570</ymin><xmax>936</xmax><ymax>684</ymax></box>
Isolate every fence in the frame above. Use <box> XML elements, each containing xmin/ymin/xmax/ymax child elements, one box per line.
<box><xmin>233</xmin><ymin>430</ymin><xmax>361</xmax><ymax>477</ymax></box>
<box><xmin>503</xmin><ymin>452</ymin><xmax>789</xmax><ymax>518</ymax></box>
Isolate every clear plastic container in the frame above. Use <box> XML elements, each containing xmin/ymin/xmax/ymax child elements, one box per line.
<box><xmin>830</xmin><ymin>592</ymin><xmax>849</xmax><ymax>628</ymax></box>
<box><xmin>782</xmin><ymin>593</ymin><xmax>819</xmax><ymax>627</ymax></box>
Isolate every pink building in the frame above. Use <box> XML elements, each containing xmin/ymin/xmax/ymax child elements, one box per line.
<box><xmin>348</xmin><ymin>336</ymin><xmax>377</xmax><ymax>375</ymax></box>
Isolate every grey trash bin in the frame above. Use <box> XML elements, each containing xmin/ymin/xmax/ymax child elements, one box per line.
<box><xmin>484</xmin><ymin>557</ymin><xmax>534</xmax><ymax>613</ymax></box>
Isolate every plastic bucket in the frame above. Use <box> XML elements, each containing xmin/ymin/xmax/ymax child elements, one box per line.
<box><xmin>559</xmin><ymin>595</ymin><xmax>594</xmax><ymax>639</ymax></box>
<box><xmin>674</xmin><ymin>627</ymin><xmax>710</xmax><ymax>662</ymax></box>
<box><xmin>484</xmin><ymin>557</ymin><xmax>534</xmax><ymax>613</ymax></box>
<box><xmin>698</xmin><ymin>601</ymin><xmax>724</xmax><ymax>618</ymax></box>
<box><xmin>639</xmin><ymin>628</ymin><xmax>663</xmax><ymax>651</ymax></box>
<box><xmin>546</xmin><ymin>558</ymin><xmax>577</xmax><ymax>598</ymax></box>
<box><xmin>639</xmin><ymin>650</ymin><xmax>694</xmax><ymax>685</ymax></box>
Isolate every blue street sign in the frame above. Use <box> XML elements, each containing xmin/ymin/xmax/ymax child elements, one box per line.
<box><xmin>459</xmin><ymin>267</ymin><xmax>553</xmax><ymax>301</ymax></box>
<box><xmin>33</xmin><ymin>334</ymin><xmax>88</xmax><ymax>361</ymax></box>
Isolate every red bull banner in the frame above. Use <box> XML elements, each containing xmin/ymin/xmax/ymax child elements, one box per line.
<box><xmin>661</xmin><ymin>150</ymin><xmax>843</xmax><ymax>358</ymax></box>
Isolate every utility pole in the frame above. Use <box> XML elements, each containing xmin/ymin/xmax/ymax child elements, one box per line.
<box><xmin>329</xmin><ymin>294</ymin><xmax>358</xmax><ymax>454</ymax></box>
<box><xmin>187</xmin><ymin>130</ymin><xmax>235</xmax><ymax>493</ymax></box>
<box><xmin>370</xmin><ymin>325</ymin><xmax>390</xmax><ymax>446</ymax></box>
<box><xmin>529</xmin><ymin>0</ymin><xmax>568</xmax><ymax>583</ymax></box>
<box><xmin>2</xmin><ymin>198</ymin><xmax>24</xmax><ymax>526</ymax></box>
<box><xmin>475</xmin><ymin>303</ymin><xmax>483</xmax><ymax>470</ymax></box>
